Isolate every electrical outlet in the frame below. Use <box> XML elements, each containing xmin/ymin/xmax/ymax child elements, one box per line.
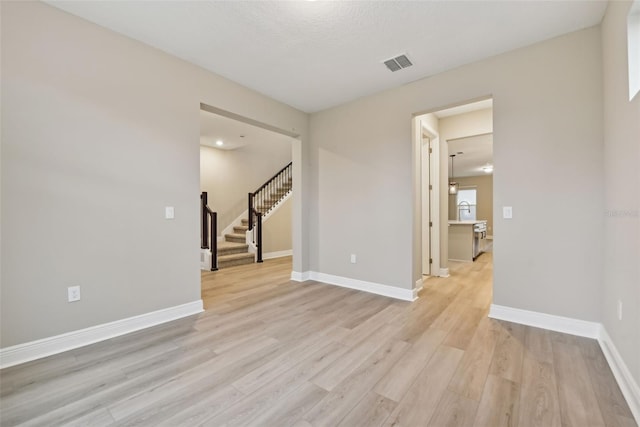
<box><xmin>617</xmin><ymin>300</ymin><xmax>623</xmax><ymax>320</ymax></box>
<box><xmin>350</xmin><ymin>254</ymin><xmax>357</xmax><ymax>264</ymax></box>
<box><xmin>68</xmin><ymin>286</ymin><xmax>81</xmax><ymax>302</ymax></box>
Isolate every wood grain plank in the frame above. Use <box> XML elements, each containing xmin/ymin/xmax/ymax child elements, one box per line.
<box><xmin>383</xmin><ymin>345</ymin><xmax>464</xmax><ymax>427</ymax></box>
<box><xmin>473</xmin><ymin>374</ymin><xmax>520</xmax><ymax>427</ymax></box>
<box><xmin>245</xmin><ymin>381</ymin><xmax>327</xmax><ymax>427</ymax></box>
<box><xmin>523</xmin><ymin>326</ymin><xmax>554</xmax><ymax>364</ymax></box>
<box><xmin>427</xmin><ymin>390</ymin><xmax>479</xmax><ymax>427</ymax></box>
<box><xmin>517</xmin><ymin>356</ymin><xmax>561</xmax><ymax>427</ymax></box>
<box><xmin>578</xmin><ymin>338</ymin><xmax>636</xmax><ymax>425</ymax></box>
<box><xmin>489</xmin><ymin>320</ymin><xmax>525</xmax><ymax>383</ymax></box>
<box><xmin>304</xmin><ymin>339</ymin><xmax>409</xmax><ymax>427</ymax></box>
<box><xmin>311</xmin><ymin>324</ymin><xmax>397</xmax><ymax>392</ymax></box>
<box><xmin>199</xmin><ymin>341</ymin><xmax>348</xmax><ymax>427</ymax></box>
<box><xmin>336</xmin><ymin>391</ymin><xmax>396</xmax><ymax>427</ymax></box>
<box><xmin>447</xmin><ymin>316</ymin><xmax>500</xmax><ymax>401</ymax></box>
<box><xmin>552</xmin><ymin>340</ymin><xmax>606</xmax><ymax>427</ymax></box>
<box><xmin>374</xmin><ymin>327</ymin><xmax>447</xmax><ymax>402</ymax></box>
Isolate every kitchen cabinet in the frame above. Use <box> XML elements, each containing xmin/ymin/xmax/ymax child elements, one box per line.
<box><xmin>448</xmin><ymin>220</ymin><xmax>487</xmax><ymax>262</ymax></box>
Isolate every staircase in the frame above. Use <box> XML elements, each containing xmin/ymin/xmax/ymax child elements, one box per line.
<box><xmin>203</xmin><ymin>162</ymin><xmax>292</xmax><ymax>270</ymax></box>
<box><xmin>218</xmin><ymin>219</ymin><xmax>253</xmax><ymax>268</ymax></box>
<box><xmin>253</xmin><ymin>177</ymin><xmax>292</xmax><ymax>216</ymax></box>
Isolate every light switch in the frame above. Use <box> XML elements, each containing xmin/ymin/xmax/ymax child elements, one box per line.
<box><xmin>165</xmin><ymin>206</ymin><xmax>175</xmax><ymax>219</ymax></box>
<box><xmin>503</xmin><ymin>206</ymin><xmax>513</xmax><ymax>219</ymax></box>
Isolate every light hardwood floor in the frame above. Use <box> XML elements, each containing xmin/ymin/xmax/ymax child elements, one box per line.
<box><xmin>1</xmin><ymin>254</ymin><xmax>636</xmax><ymax>426</ymax></box>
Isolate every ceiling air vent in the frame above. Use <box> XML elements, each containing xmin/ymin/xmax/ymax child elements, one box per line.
<box><xmin>383</xmin><ymin>54</ymin><xmax>413</xmax><ymax>72</ymax></box>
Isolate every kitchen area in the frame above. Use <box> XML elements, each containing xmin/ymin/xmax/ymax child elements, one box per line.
<box><xmin>447</xmin><ymin>131</ymin><xmax>493</xmax><ymax>262</ymax></box>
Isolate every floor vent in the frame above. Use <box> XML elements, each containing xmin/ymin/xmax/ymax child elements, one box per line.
<box><xmin>383</xmin><ymin>54</ymin><xmax>413</xmax><ymax>72</ymax></box>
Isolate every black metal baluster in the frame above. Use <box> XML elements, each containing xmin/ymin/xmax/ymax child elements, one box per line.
<box><xmin>211</xmin><ymin>211</ymin><xmax>218</xmax><ymax>271</ymax></box>
<box><xmin>201</xmin><ymin>192</ymin><xmax>209</xmax><ymax>249</ymax></box>
<box><xmin>256</xmin><ymin>212</ymin><xmax>263</xmax><ymax>263</ymax></box>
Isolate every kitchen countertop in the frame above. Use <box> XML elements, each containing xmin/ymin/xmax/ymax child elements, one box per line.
<box><xmin>448</xmin><ymin>220</ymin><xmax>488</xmax><ymax>225</ymax></box>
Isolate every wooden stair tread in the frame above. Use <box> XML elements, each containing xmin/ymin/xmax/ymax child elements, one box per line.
<box><xmin>218</xmin><ymin>241</ymin><xmax>247</xmax><ymax>249</ymax></box>
<box><xmin>218</xmin><ymin>252</ymin><xmax>254</xmax><ymax>261</ymax></box>
<box><xmin>225</xmin><ymin>233</ymin><xmax>246</xmax><ymax>239</ymax></box>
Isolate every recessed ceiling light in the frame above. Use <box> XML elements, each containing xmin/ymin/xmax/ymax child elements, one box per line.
<box><xmin>482</xmin><ymin>164</ymin><xmax>494</xmax><ymax>173</ymax></box>
<box><xmin>216</xmin><ymin>140</ymin><xmax>224</xmax><ymax>146</ymax></box>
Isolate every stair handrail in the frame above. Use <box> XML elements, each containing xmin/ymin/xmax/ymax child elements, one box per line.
<box><xmin>247</xmin><ymin>162</ymin><xmax>292</xmax><ymax>264</ymax></box>
<box><xmin>200</xmin><ymin>192</ymin><xmax>218</xmax><ymax>271</ymax></box>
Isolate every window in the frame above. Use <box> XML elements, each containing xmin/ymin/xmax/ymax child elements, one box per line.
<box><xmin>629</xmin><ymin>0</ymin><xmax>640</xmax><ymax>100</ymax></box>
<box><xmin>456</xmin><ymin>188</ymin><xmax>477</xmax><ymax>221</ymax></box>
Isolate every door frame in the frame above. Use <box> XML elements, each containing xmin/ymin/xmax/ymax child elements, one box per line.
<box><xmin>413</xmin><ymin>115</ymin><xmax>441</xmax><ymax>278</ymax></box>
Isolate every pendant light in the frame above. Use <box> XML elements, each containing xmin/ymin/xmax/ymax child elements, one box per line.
<box><xmin>449</xmin><ymin>154</ymin><xmax>459</xmax><ymax>195</ymax></box>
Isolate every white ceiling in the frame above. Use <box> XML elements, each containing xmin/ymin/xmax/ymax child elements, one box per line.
<box><xmin>434</xmin><ymin>99</ymin><xmax>493</xmax><ymax>119</ymax></box>
<box><xmin>449</xmin><ymin>133</ymin><xmax>493</xmax><ymax>178</ymax></box>
<box><xmin>200</xmin><ymin>109</ymin><xmax>291</xmax><ymax>151</ymax></box>
<box><xmin>46</xmin><ymin>1</ymin><xmax>607</xmax><ymax>113</ymax></box>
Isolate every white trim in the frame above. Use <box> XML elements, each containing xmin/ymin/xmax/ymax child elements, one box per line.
<box><xmin>0</xmin><ymin>300</ymin><xmax>203</xmax><ymax>369</ymax></box>
<box><xmin>293</xmin><ymin>271</ymin><xmax>416</xmax><ymax>301</ymax></box>
<box><xmin>417</xmin><ymin>119</ymin><xmax>441</xmax><ymax>277</ymax></box>
<box><xmin>220</xmin><ymin>210</ymin><xmax>248</xmax><ymax>241</ymax></box>
<box><xmin>415</xmin><ymin>278</ymin><xmax>424</xmax><ymax>289</ymax></box>
<box><xmin>411</xmin><ymin>280</ymin><xmax>423</xmax><ymax>301</ymax></box>
<box><xmin>290</xmin><ymin>270</ymin><xmax>311</xmax><ymax>282</ymax></box>
<box><xmin>263</xmin><ymin>249</ymin><xmax>293</xmax><ymax>260</ymax></box>
<box><xmin>263</xmin><ymin>190</ymin><xmax>292</xmax><ymax>222</ymax></box>
<box><xmin>487</xmin><ymin>304</ymin><xmax>639</xmax><ymax>424</ymax></box>
<box><xmin>598</xmin><ymin>327</ymin><xmax>640</xmax><ymax>423</ymax></box>
<box><xmin>439</xmin><ymin>268</ymin><xmax>450</xmax><ymax>277</ymax></box>
<box><xmin>488</xmin><ymin>304</ymin><xmax>600</xmax><ymax>338</ymax></box>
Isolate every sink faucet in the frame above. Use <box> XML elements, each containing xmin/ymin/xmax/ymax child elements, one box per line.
<box><xmin>458</xmin><ymin>201</ymin><xmax>471</xmax><ymax>220</ymax></box>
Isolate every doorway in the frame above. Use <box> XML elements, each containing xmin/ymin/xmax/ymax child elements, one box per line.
<box><xmin>199</xmin><ymin>104</ymin><xmax>301</xmax><ymax>304</ymax></box>
<box><xmin>412</xmin><ymin>97</ymin><xmax>494</xmax><ymax>292</ymax></box>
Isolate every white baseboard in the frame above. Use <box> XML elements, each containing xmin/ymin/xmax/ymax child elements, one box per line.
<box><xmin>290</xmin><ymin>271</ymin><xmax>311</xmax><ymax>282</ymax></box>
<box><xmin>488</xmin><ymin>304</ymin><xmax>600</xmax><ymax>338</ymax></box>
<box><xmin>439</xmin><ymin>268</ymin><xmax>450</xmax><ymax>278</ymax></box>
<box><xmin>221</xmin><ymin>210</ymin><xmax>248</xmax><ymax>240</ymax></box>
<box><xmin>414</xmin><ymin>278</ymin><xmax>424</xmax><ymax>299</ymax></box>
<box><xmin>598</xmin><ymin>327</ymin><xmax>640</xmax><ymax>423</ymax></box>
<box><xmin>488</xmin><ymin>303</ymin><xmax>639</xmax><ymax>425</ymax></box>
<box><xmin>0</xmin><ymin>300</ymin><xmax>204</xmax><ymax>369</ymax></box>
<box><xmin>263</xmin><ymin>249</ymin><xmax>293</xmax><ymax>260</ymax></box>
<box><xmin>291</xmin><ymin>271</ymin><xmax>416</xmax><ymax>302</ymax></box>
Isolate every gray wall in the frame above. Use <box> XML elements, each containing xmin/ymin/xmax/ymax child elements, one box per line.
<box><xmin>310</xmin><ymin>27</ymin><xmax>604</xmax><ymax>320</ymax></box>
<box><xmin>263</xmin><ymin>197</ymin><xmax>292</xmax><ymax>255</ymax></box>
<box><xmin>0</xmin><ymin>2</ymin><xmax>308</xmax><ymax>347</ymax></box>
<box><xmin>601</xmin><ymin>0</ymin><xmax>640</xmax><ymax>390</ymax></box>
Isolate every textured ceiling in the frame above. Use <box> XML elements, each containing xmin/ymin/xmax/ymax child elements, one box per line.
<box><xmin>46</xmin><ymin>1</ymin><xmax>607</xmax><ymax>113</ymax></box>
